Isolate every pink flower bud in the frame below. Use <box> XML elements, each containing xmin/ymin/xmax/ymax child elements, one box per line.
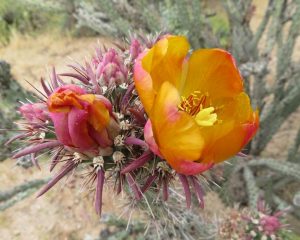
<box><xmin>95</xmin><ymin>49</ymin><xmax>128</xmax><ymax>87</ymax></box>
<box><xmin>19</xmin><ymin>103</ymin><xmax>49</xmax><ymax>122</ymax></box>
<box><xmin>48</xmin><ymin>84</ymin><xmax>120</xmax><ymax>153</ymax></box>
<box><xmin>130</xmin><ymin>39</ymin><xmax>142</xmax><ymax>60</ymax></box>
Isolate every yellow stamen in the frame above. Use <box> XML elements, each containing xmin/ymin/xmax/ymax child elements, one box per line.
<box><xmin>178</xmin><ymin>91</ymin><xmax>218</xmax><ymax>127</ymax></box>
<box><xmin>195</xmin><ymin>107</ymin><xmax>217</xmax><ymax>126</ymax></box>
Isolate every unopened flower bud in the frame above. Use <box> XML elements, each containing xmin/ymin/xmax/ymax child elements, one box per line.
<box><xmin>47</xmin><ymin>84</ymin><xmax>120</xmax><ymax>155</ymax></box>
<box><xmin>95</xmin><ymin>49</ymin><xmax>128</xmax><ymax>87</ymax></box>
<box><xmin>129</xmin><ymin>39</ymin><xmax>142</xmax><ymax>60</ymax></box>
<box><xmin>19</xmin><ymin>103</ymin><xmax>49</xmax><ymax>122</ymax></box>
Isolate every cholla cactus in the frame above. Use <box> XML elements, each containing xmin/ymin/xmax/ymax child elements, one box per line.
<box><xmin>8</xmin><ymin>34</ymin><xmax>259</xmax><ymax>216</ymax></box>
<box><xmin>219</xmin><ymin>199</ymin><xmax>289</xmax><ymax>240</ymax></box>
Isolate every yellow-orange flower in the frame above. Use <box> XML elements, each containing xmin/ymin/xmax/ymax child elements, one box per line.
<box><xmin>134</xmin><ymin>35</ymin><xmax>259</xmax><ymax>175</ymax></box>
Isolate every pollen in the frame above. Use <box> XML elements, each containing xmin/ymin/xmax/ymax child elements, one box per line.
<box><xmin>178</xmin><ymin>91</ymin><xmax>218</xmax><ymax>127</ymax></box>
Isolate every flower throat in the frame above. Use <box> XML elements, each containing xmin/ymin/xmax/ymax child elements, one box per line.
<box><xmin>178</xmin><ymin>91</ymin><xmax>217</xmax><ymax>127</ymax></box>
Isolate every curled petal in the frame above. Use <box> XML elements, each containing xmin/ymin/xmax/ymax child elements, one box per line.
<box><xmin>68</xmin><ymin>108</ymin><xmax>96</xmax><ymax>150</ymax></box>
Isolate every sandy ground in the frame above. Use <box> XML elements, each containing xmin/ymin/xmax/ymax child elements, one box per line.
<box><xmin>0</xmin><ymin>0</ymin><xmax>300</xmax><ymax>239</ymax></box>
<box><xmin>0</xmin><ymin>32</ymin><xmax>114</xmax><ymax>91</ymax></box>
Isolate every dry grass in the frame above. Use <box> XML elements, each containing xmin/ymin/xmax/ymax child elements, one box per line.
<box><xmin>0</xmin><ymin>31</ymin><xmax>113</xmax><ymax>91</ymax></box>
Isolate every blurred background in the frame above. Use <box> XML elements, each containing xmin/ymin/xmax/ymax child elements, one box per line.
<box><xmin>0</xmin><ymin>0</ymin><xmax>299</xmax><ymax>239</ymax></box>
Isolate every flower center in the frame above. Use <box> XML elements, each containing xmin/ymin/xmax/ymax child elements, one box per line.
<box><xmin>178</xmin><ymin>91</ymin><xmax>218</xmax><ymax>127</ymax></box>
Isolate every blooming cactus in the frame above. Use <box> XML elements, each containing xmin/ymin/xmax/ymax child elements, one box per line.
<box><xmin>9</xmin><ymin>34</ymin><xmax>261</xmax><ymax>216</ymax></box>
<box><xmin>47</xmin><ymin>84</ymin><xmax>119</xmax><ymax>153</ymax></box>
<box><xmin>134</xmin><ymin>35</ymin><xmax>259</xmax><ymax>175</ymax></box>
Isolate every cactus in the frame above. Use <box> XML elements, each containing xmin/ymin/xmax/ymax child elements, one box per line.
<box><xmin>0</xmin><ymin>61</ymin><xmax>30</xmax><ymax>161</ymax></box>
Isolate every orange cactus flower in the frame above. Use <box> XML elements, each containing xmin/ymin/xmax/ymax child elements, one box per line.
<box><xmin>134</xmin><ymin>35</ymin><xmax>259</xmax><ymax>175</ymax></box>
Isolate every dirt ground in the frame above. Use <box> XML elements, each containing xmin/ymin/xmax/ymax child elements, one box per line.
<box><xmin>0</xmin><ymin>0</ymin><xmax>299</xmax><ymax>239</ymax></box>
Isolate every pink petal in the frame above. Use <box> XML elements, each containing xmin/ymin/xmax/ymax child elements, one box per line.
<box><xmin>144</xmin><ymin>120</ymin><xmax>163</xmax><ymax>158</ymax></box>
<box><xmin>50</xmin><ymin>112</ymin><xmax>73</xmax><ymax>146</ymax></box>
<box><xmin>68</xmin><ymin>108</ymin><xmax>96</xmax><ymax>150</ymax></box>
<box><xmin>89</xmin><ymin>127</ymin><xmax>112</xmax><ymax>148</ymax></box>
<box><xmin>176</xmin><ymin>161</ymin><xmax>214</xmax><ymax>176</ymax></box>
<box><xmin>243</xmin><ymin>112</ymin><xmax>259</xmax><ymax>145</ymax></box>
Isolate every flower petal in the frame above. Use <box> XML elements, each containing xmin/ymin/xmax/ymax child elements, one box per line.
<box><xmin>88</xmin><ymin>127</ymin><xmax>112</xmax><ymax>148</ymax></box>
<box><xmin>175</xmin><ymin>161</ymin><xmax>214</xmax><ymax>175</ymax></box>
<box><xmin>242</xmin><ymin>110</ymin><xmax>259</xmax><ymax>146</ymax></box>
<box><xmin>88</xmin><ymin>100</ymin><xmax>110</xmax><ymax>132</ymax></box>
<box><xmin>200</xmin><ymin>93</ymin><xmax>259</xmax><ymax>163</ymax></box>
<box><xmin>68</xmin><ymin>107</ymin><xmax>96</xmax><ymax>150</ymax></box>
<box><xmin>151</xmin><ymin>82</ymin><xmax>204</xmax><ymax>168</ymax></box>
<box><xmin>134</xmin><ymin>35</ymin><xmax>189</xmax><ymax>114</ymax></box>
<box><xmin>144</xmin><ymin>119</ymin><xmax>163</xmax><ymax>158</ymax></box>
<box><xmin>183</xmin><ymin>49</ymin><xmax>243</xmax><ymax>99</ymax></box>
<box><xmin>49</xmin><ymin>112</ymin><xmax>73</xmax><ymax>146</ymax></box>
<box><xmin>201</xmin><ymin>112</ymin><xmax>259</xmax><ymax>163</ymax></box>
<box><xmin>201</xmin><ymin>124</ymin><xmax>250</xmax><ymax>163</ymax></box>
